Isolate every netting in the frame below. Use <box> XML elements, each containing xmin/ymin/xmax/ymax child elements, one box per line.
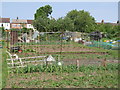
<box><xmin>87</xmin><ymin>41</ymin><xmax>117</xmax><ymax>49</ymax></box>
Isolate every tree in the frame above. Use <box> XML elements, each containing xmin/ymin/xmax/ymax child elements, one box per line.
<box><xmin>96</xmin><ymin>23</ymin><xmax>120</xmax><ymax>39</ymax></box>
<box><xmin>112</xmin><ymin>24</ymin><xmax>120</xmax><ymax>39</ymax></box>
<box><xmin>47</xmin><ymin>18</ymin><xmax>58</xmax><ymax>32</ymax></box>
<box><xmin>66</xmin><ymin>10</ymin><xmax>96</xmax><ymax>32</ymax></box>
<box><xmin>66</xmin><ymin>9</ymin><xmax>80</xmax><ymax>20</ymax></box>
<box><xmin>33</xmin><ymin>16</ymin><xmax>50</xmax><ymax>32</ymax></box>
<box><xmin>56</xmin><ymin>17</ymin><xmax>74</xmax><ymax>32</ymax></box>
<box><xmin>34</xmin><ymin>5</ymin><xmax>52</xmax><ymax>20</ymax></box>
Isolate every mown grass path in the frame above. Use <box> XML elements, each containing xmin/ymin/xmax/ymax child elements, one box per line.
<box><xmin>0</xmin><ymin>49</ymin><xmax>2</xmax><ymax>89</ymax></box>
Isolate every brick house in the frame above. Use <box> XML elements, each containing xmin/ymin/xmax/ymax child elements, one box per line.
<box><xmin>11</xmin><ymin>19</ymin><xmax>27</xmax><ymax>29</ymax></box>
<box><xmin>0</xmin><ymin>18</ymin><xmax>10</xmax><ymax>30</ymax></box>
<box><xmin>27</xmin><ymin>20</ymin><xmax>34</xmax><ymax>29</ymax></box>
<box><xmin>96</xmin><ymin>20</ymin><xmax>118</xmax><ymax>26</ymax></box>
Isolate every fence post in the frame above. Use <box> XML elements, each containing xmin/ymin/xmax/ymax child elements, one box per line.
<box><xmin>46</xmin><ymin>60</ymin><xmax>48</xmax><ymax>66</ymax></box>
<box><xmin>19</xmin><ymin>58</ymin><xmax>23</xmax><ymax>66</ymax></box>
<box><xmin>101</xmin><ymin>58</ymin><xmax>107</xmax><ymax>67</ymax></box>
<box><xmin>77</xmin><ymin>60</ymin><xmax>79</xmax><ymax>69</ymax></box>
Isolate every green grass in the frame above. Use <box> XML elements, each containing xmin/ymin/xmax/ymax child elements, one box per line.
<box><xmin>13</xmin><ymin>41</ymin><xmax>118</xmax><ymax>60</ymax></box>
<box><xmin>6</xmin><ymin>63</ymin><xmax>118</xmax><ymax>88</ymax></box>
<box><xmin>15</xmin><ymin>40</ymin><xmax>72</xmax><ymax>45</ymax></box>
<box><xmin>1</xmin><ymin>43</ymin><xmax>8</xmax><ymax>89</ymax></box>
<box><xmin>5</xmin><ymin>40</ymin><xmax>119</xmax><ymax>88</ymax></box>
<box><xmin>17</xmin><ymin>51</ymin><xmax>118</xmax><ymax>61</ymax></box>
<box><xmin>0</xmin><ymin>48</ymin><xmax>2</xmax><ymax>89</ymax></box>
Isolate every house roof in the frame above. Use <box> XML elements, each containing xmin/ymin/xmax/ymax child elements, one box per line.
<box><xmin>0</xmin><ymin>18</ymin><xmax>10</xmax><ymax>23</ymax></box>
<box><xmin>96</xmin><ymin>22</ymin><xmax>118</xmax><ymax>26</ymax></box>
<box><xmin>104</xmin><ymin>23</ymin><xmax>118</xmax><ymax>26</ymax></box>
<box><xmin>27</xmin><ymin>20</ymin><xmax>33</xmax><ymax>24</ymax></box>
<box><xmin>12</xmin><ymin>19</ymin><xmax>27</xmax><ymax>23</ymax></box>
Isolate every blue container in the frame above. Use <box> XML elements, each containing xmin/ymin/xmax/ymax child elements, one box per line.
<box><xmin>118</xmin><ymin>40</ymin><xmax>120</xmax><ymax>42</ymax></box>
<box><xmin>62</xmin><ymin>37</ymin><xmax>68</xmax><ymax>40</ymax></box>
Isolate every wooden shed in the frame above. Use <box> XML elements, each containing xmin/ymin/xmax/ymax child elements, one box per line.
<box><xmin>10</xmin><ymin>30</ymin><xmax>18</xmax><ymax>45</ymax></box>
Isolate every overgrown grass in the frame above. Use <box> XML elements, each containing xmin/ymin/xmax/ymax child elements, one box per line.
<box><xmin>7</xmin><ymin>63</ymin><xmax>119</xmax><ymax>88</ymax></box>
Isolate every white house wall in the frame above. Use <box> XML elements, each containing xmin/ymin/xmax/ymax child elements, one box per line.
<box><xmin>0</xmin><ymin>23</ymin><xmax>10</xmax><ymax>30</ymax></box>
<box><xmin>27</xmin><ymin>24</ymin><xmax>34</xmax><ymax>29</ymax></box>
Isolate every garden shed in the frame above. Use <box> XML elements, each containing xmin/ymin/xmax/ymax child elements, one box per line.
<box><xmin>89</xmin><ymin>31</ymin><xmax>102</xmax><ymax>41</ymax></box>
<box><xmin>10</xmin><ymin>30</ymin><xmax>18</xmax><ymax>45</ymax></box>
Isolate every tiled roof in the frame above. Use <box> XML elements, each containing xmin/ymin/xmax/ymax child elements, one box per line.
<box><xmin>12</xmin><ymin>19</ymin><xmax>27</xmax><ymax>23</ymax></box>
<box><xmin>0</xmin><ymin>18</ymin><xmax>10</xmax><ymax>23</ymax></box>
<box><xmin>104</xmin><ymin>22</ymin><xmax>118</xmax><ymax>26</ymax></box>
<box><xmin>27</xmin><ymin>20</ymin><xmax>33</xmax><ymax>24</ymax></box>
<box><xmin>96</xmin><ymin>22</ymin><xmax>118</xmax><ymax>26</ymax></box>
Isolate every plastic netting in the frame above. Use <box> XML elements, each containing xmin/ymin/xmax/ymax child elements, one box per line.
<box><xmin>87</xmin><ymin>41</ymin><xmax>118</xmax><ymax>49</ymax></box>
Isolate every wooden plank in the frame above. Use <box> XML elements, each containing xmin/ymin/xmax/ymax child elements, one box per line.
<box><xmin>8</xmin><ymin>65</ymin><xmax>27</xmax><ymax>68</ymax></box>
<box><xmin>7</xmin><ymin>60</ymin><xmax>46</xmax><ymax>64</ymax></box>
<box><xmin>7</xmin><ymin>59</ymin><xmax>18</xmax><ymax>61</ymax></box>
<box><xmin>21</xmin><ymin>56</ymin><xmax>46</xmax><ymax>59</ymax></box>
<box><xmin>7</xmin><ymin>56</ymin><xmax>46</xmax><ymax>61</ymax></box>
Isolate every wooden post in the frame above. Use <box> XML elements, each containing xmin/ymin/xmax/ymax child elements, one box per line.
<box><xmin>19</xmin><ymin>58</ymin><xmax>23</xmax><ymax>66</ymax></box>
<box><xmin>101</xmin><ymin>58</ymin><xmax>107</xmax><ymax>67</ymax></box>
<box><xmin>77</xmin><ymin>60</ymin><xmax>79</xmax><ymax>69</ymax></box>
<box><xmin>46</xmin><ymin>60</ymin><xmax>48</xmax><ymax>66</ymax></box>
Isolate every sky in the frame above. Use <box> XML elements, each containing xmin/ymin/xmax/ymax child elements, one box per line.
<box><xmin>118</xmin><ymin>1</ymin><xmax>120</xmax><ymax>21</ymax></box>
<box><xmin>0</xmin><ymin>2</ymin><xmax>119</xmax><ymax>23</ymax></box>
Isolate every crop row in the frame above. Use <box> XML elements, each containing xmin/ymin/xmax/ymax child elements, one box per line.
<box><xmin>10</xmin><ymin>63</ymin><xmax>118</xmax><ymax>74</ymax></box>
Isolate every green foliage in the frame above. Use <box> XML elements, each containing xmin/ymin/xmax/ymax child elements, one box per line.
<box><xmin>56</xmin><ymin>17</ymin><xmax>74</xmax><ymax>32</ymax></box>
<box><xmin>39</xmin><ymin>33</ymin><xmax>61</xmax><ymax>41</ymax></box>
<box><xmin>47</xmin><ymin>18</ymin><xmax>58</xmax><ymax>32</ymax></box>
<box><xmin>66</xmin><ymin>10</ymin><xmax>96</xmax><ymax>32</ymax></box>
<box><xmin>7</xmin><ymin>63</ymin><xmax>118</xmax><ymax>88</ymax></box>
<box><xmin>21</xmin><ymin>27</ymin><xmax>29</xmax><ymax>33</ymax></box>
<box><xmin>2</xmin><ymin>44</ymin><xmax>8</xmax><ymax>88</ymax></box>
<box><xmin>96</xmin><ymin>23</ymin><xmax>120</xmax><ymax>39</ymax></box>
<box><xmin>11</xmin><ymin>63</ymin><xmax>118</xmax><ymax>74</ymax></box>
<box><xmin>34</xmin><ymin>5</ymin><xmax>52</xmax><ymax>19</ymax></box>
<box><xmin>33</xmin><ymin>5</ymin><xmax>119</xmax><ymax>40</ymax></box>
<box><xmin>33</xmin><ymin>17</ymin><xmax>50</xmax><ymax>32</ymax></box>
<box><xmin>0</xmin><ymin>27</ymin><xmax>6</xmax><ymax>38</ymax></box>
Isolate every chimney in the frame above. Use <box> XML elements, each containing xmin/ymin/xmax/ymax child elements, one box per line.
<box><xmin>101</xmin><ymin>20</ymin><xmax>104</xmax><ymax>24</ymax></box>
<box><xmin>117</xmin><ymin>20</ymin><xmax>119</xmax><ymax>24</ymax></box>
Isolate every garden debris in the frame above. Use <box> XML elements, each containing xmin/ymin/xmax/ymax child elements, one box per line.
<box><xmin>10</xmin><ymin>46</ymin><xmax>22</xmax><ymax>53</ymax></box>
<box><xmin>58</xmin><ymin>62</ymin><xmax>62</xmax><ymax>66</ymax></box>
